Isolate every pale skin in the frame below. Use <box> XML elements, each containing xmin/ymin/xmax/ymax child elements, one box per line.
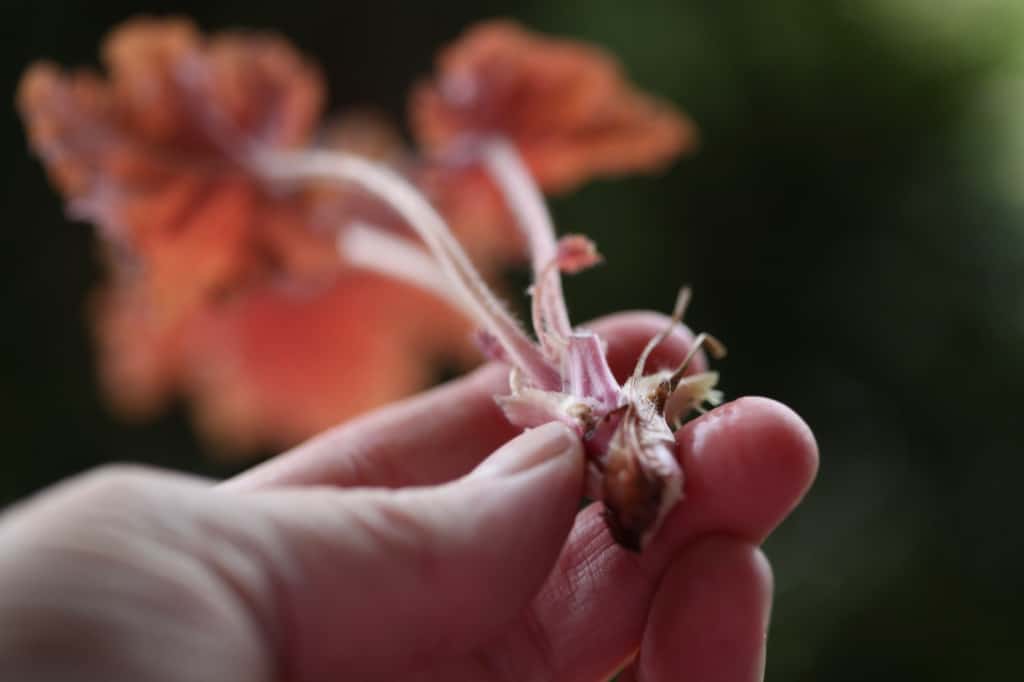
<box><xmin>0</xmin><ymin>312</ymin><xmax>818</xmax><ymax>681</ymax></box>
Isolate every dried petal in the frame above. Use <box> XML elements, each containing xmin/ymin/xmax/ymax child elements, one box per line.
<box><xmin>555</xmin><ymin>234</ymin><xmax>602</xmax><ymax>274</ymax></box>
<box><xmin>563</xmin><ymin>332</ymin><xmax>620</xmax><ymax>411</ymax></box>
<box><xmin>495</xmin><ymin>388</ymin><xmax>578</xmax><ymax>431</ymax></box>
<box><xmin>601</xmin><ymin>403</ymin><xmax>682</xmax><ymax>551</ymax></box>
<box><xmin>410</xmin><ymin>20</ymin><xmax>696</xmax><ymax>193</ymax></box>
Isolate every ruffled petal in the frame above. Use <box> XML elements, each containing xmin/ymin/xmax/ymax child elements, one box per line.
<box><xmin>17</xmin><ymin>18</ymin><xmax>330</xmax><ymax>325</ymax></box>
<box><xmin>410</xmin><ymin>20</ymin><xmax>696</xmax><ymax>193</ymax></box>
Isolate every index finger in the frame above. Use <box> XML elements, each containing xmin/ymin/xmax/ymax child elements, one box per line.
<box><xmin>223</xmin><ymin>311</ymin><xmax>702</xmax><ymax>491</ymax></box>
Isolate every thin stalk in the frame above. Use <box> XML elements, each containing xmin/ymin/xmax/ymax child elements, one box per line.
<box><xmin>338</xmin><ymin>222</ymin><xmax>470</xmax><ymax>313</ymax></box>
<box><xmin>255</xmin><ymin>148</ymin><xmax>560</xmax><ymax>390</ymax></box>
<box><xmin>480</xmin><ymin>138</ymin><xmax>573</xmax><ymax>356</ymax></box>
<box><xmin>632</xmin><ymin>287</ymin><xmax>692</xmax><ymax>381</ymax></box>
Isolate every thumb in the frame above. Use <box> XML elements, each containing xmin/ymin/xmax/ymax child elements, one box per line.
<box><xmin>245</xmin><ymin>422</ymin><xmax>583</xmax><ymax>680</ymax></box>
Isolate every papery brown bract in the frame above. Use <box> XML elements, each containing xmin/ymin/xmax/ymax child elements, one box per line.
<box><xmin>410</xmin><ymin>20</ymin><xmax>697</xmax><ymax>193</ymax></box>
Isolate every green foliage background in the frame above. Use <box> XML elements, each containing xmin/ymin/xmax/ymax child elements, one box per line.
<box><xmin>2</xmin><ymin>1</ymin><xmax>1023</xmax><ymax>677</ymax></box>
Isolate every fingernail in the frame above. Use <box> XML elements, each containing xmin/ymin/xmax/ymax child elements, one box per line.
<box><xmin>471</xmin><ymin>423</ymin><xmax>579</xmax><ymax>478</ymax></box>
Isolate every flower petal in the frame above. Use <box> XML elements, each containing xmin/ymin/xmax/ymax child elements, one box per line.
<box><xmin>17</xmin><ymin>18</ymin><xmax>330</xmax><ymax>325</ymax></box>
<box><xmin>410</xmin><ymin>20</ymin><xmax>696</xmax><ymax>193</ymax></box>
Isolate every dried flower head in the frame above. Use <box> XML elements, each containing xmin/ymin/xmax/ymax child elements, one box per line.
<box><xmin>410</xmin><ymin>20</ymin><xmax>696</xmax><ymax>193</ymax></box>
<box><xmin>251</xmin><ymin>22</ymin><xmax>717</xmax><ymax>549</ymax></box>
<box><xmin>259</xmin><ymin>148</ymin><xmax>719</xmax><ymax>551</ymax></box>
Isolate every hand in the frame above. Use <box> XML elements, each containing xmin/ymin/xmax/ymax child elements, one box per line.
<box><xmin>0</xmin><ymin>312</ymin><xmax>817</xmax><ymax>682</ymax></box>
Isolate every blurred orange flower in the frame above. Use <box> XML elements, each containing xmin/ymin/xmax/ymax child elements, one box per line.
<box><xmin>18</xmin><ymin>16</ymin><xmax>696</xmax><ymax>459</ymax></box>
<box><xmin>410</xmin><ymin>20</ymin><xmax>696</xmax><ymax>193</ymax></box>
<box><xmin>18</xmin><ymin>18</ymin><xmax>482</xmax><ymax>456</ymax></box>
<box><xmin>88</xmin><ymin>265</ymin><xmax>476</xmax><ymax>455</ymax></box>
<box><xmin>18</xmin><ymin>18</ymin><xmax>335</xmax><ymax>320</ymax></box>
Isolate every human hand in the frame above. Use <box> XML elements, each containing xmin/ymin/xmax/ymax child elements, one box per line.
<box><xmin>0</xmin><ymin>312</ymin><xmax>817</xmax><ymax>682</ymax></box>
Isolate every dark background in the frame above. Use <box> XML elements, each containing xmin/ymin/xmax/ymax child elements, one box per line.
<box><xmin>3</xmin><ymin>1</ymin><xmax>1023</xmax><ymax>678</ymax></box>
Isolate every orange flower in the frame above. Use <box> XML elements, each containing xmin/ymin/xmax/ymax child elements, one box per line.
<box><xmin>18</xmin><ymin>18</ymin><xmax>489</xmax><ymax>456</ymax></box>
<box><xmin>17</xmin><ymin>18</ymin><xmax>333</xmax><ymax>323</ymax></box>
<box><xmin>410</xmin><ymin>20</ymin><xmax>696</xmax><ymax>193</ymax></box>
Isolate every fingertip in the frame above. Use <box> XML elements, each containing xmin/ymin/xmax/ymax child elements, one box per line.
<box><xmin>665</xmin><ymin>535</ymin><xmax>773</xmax><ymax>607</ymax></box>
<box><xmin>637</xmin><ymin>535</ymin><xmax>772</xmax><ymax>682</ymax></box>
<box><xmin>669</xmin><ymin>396</ymin><xmax>818</xmax><ymax>545</ymax></box>
<box><xmin>463</xmin><ymin>422</ymin><xmax>584</xmax><ymax>557</ymax></box>
<box><xmin>697</xmin><ymin>396</ymin><xmax>819</xmax><ymax>502</ymax></box>
<box><xmin>469</xmin><ymin>420</ymin><xmax>582</xmax><ymax>480</ymax></box>
<box><xmin>407</xmin><ymin>426</ymin><xmax>583</xmax><ymax>646</ymax></box>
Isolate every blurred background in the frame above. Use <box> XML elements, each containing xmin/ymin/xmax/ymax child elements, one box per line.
<box><xmin>2</xmin><ymin>0</ymin><xmax>1023</xmax><ymax>678</ymax></box>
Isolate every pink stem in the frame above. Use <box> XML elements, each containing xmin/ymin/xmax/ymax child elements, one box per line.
<box><xmin>338</xmin><ymin>222</ymin><xmax>470</xmax><ymax>313</ymax></box>
<box><xmin>564</xmin><ymin>332</ymin><xmax>622</xmax><ymax>411</ymax></box>
<box><xmin>255</xmin><ymin>148</ymin><xmax>561</xmax><ymax>390</ymax></box>
<box><xmin>480</xmin><ymin>138</ymin><xmax>573</xmax><ymax>357</ymax></box>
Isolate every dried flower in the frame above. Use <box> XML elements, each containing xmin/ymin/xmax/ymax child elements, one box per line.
<box><xmin>250</xmin><ymin>22</ymin><xmax>716</xmax><ymax>549</ymax></box>
<box><xmin>256</xmin><ymin>148</ymin><xmax>721</xmax><ymax>550</ymax></box>
<box><xmin>17</xmin><ymin>17</ymin><xmax>332</xmax><ymax>321</ymax></box>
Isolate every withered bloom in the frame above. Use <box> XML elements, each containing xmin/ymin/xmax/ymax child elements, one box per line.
<box><xmin>253</xmin><ymin>21</ymin><xmax>715</xmax><ymax>549</ymax></box>
<box><xmin>410</xmin><ymin>19</ymin><xmax>696</xmax><ymax>193</ymax></box>
<box><xmin>260</xmin><ymin>143</ymin><xmax>723</xmax><ymax>549</ymax></box>
<box><xmin>409</xmin><ymin>23</ymin><xmax>716</xmax><ymax>549</ymax></box>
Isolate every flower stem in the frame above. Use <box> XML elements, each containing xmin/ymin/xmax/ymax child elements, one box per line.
<box><xmin>338</xmin><ymin>222</ymin><xmax>470</xmax><ymax>313</ymax></box>
<box><xmin>480</xmin><ymin>138</ymin><xmax>573</xmax><ymax>356</ymax></box>
<box><xmin>254</xmin><ymin>148</ymin><xmax>561</xmax><ymax>389</ymax></box>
